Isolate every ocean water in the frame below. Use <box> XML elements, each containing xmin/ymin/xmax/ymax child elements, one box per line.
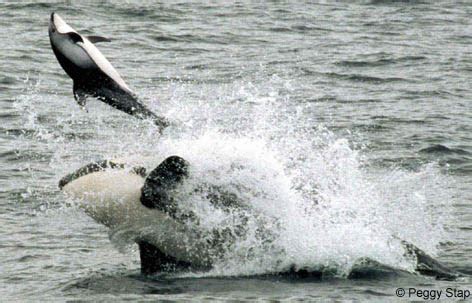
<box><xmin>2</xmin><ymin>1</ymin><xmax>472</xmax><ymax>301</ymax></box>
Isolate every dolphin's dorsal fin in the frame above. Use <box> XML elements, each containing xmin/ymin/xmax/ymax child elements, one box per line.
<box><xmin>140</xmin><ymin>156</ymin><xmax>189</xmax><ymax>215</ymax></box>
<box><xmin>87</xmin><ymin>35</ymin><xmax>111</xmax><ymax>43</ymax></box>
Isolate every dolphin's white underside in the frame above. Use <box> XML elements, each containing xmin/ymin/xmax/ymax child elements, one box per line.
<box><xmin>62</xmin><ymin>170</ymin><xmax>211</xmax><ymax>267</ymax></box>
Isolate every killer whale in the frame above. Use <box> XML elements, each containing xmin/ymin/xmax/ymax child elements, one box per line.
<box><xmin>60</xmin><ymin>158</ymin><xmax>214</xmax><ymax>272</ymax></box>
<box><xmin>48</xmin><ymin>12</ymin><xmax>168</xmax><ymax>130</ymax></box>
<box><xmin>60</xmin><ymin>157</ymin><xmax>463</xmax><ymax>280</ymax></box>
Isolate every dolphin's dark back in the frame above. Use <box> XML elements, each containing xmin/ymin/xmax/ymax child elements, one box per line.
<box><xmin>75</xmin><ymin>72</ymin><xmax>169</xmax><ymax>130</ymax></box>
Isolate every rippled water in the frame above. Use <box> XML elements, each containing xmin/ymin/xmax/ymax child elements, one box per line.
<box><xmin>2</xmin><ymin>1</ymin><xmax>472</xmax><ymax>301</ymax></box>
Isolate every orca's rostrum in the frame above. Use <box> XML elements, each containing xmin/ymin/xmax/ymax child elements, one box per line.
<box><xmin>48</xmin><ymin>12</ymin><xmax>168</xmax><ymax>130</ymax></box>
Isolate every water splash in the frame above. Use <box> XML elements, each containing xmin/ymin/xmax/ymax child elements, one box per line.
<box><xmin>16</xmin><ymin>76</ymin><xmax>453</xmax><ymax>278</ymax></box>
<box><xmin>138</xmin><ymin>129</ymin><xmax>451</xmax><ymax>277</ymax></box>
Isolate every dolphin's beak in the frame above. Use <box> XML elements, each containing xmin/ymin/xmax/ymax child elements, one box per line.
<box><xmin>49</xmin><ymin>12</ymin><xmax>57</xmax><ymax>34</ymax></box>
<box><xmin>49</xmin><ymin>12</ymin><xmax>76</xmax><ymax>35</ymax></box>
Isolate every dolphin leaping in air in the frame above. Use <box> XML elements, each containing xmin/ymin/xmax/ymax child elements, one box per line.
<box><xmin>48</xmin><ymin>12</ymin><xmax>169</xmax><ymax>131</ymax></box>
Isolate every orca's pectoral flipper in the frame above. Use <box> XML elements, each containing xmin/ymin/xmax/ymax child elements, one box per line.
<box><xmin>138</xmin><ymin>241</ymin><xmax>192</xmax><ymax>275</ymax></box>
<box><xmin>140</xmin><ymin>156</ymin><xmax>189</xmax><ymax>216</ymax></box>
<box><xmin>403</xmin><ymin>241</ymin><xmax>462</xmax><ymax>280</ymax></box>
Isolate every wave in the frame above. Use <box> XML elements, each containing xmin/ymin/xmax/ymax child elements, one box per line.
<box><xmin>419</xmin><ymin>144</ymin><xmax>471</xmax><ymax>156</ymax></box>
<box><xmin>299</xmin><ymin>69</ymin><xmax>410</xmax><ymax>84</ymax></box>
<box><xmin>336</xmin><ymin>56</ymin><xmax>426</xmax><ymax>68</ymax></box>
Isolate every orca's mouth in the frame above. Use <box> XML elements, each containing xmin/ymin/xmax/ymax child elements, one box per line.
<box><xmin>59</xmin><ymin>160</ymin><xmax>147</xmax><ymax>189</ymax></box>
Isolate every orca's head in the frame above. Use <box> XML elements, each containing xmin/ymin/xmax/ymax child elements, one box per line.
<box><xmin>59</xmin><ymin>157</ymin><xmax>190</xmax><ymax>227</ymax></box>
<box><xmin>49</xmin><ymin>12</ymin><xmax>95</xmax><ymax>79</ymax></box>
<box><xmin>59</xmin><ymin>156</ymin><xmax>189</xmax><ymax>216</ymax></box>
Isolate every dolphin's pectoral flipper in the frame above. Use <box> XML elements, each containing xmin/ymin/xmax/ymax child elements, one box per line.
<box><xmin>402</xmin><ymin>241</ymin><xmax>462</xmax><ymax>280</ymax></box>
<box><xmin>73</xmin><ymin>82</ymin><xmax>89</xmax><ymax>109</ymax></box>
<box><xmin>87</xmin><ymin>35</ymin><xmax>111</xmax><ymax>43</ymax></box>
<box><xmin>141</xmin><ymin>156</ymin><xmax>189</xmax><ymax>216</ymax></box>
<box><xmin>138</xmin><ymin>241</ymin><xmax>192</xmax><ymax>275</ymax></box>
